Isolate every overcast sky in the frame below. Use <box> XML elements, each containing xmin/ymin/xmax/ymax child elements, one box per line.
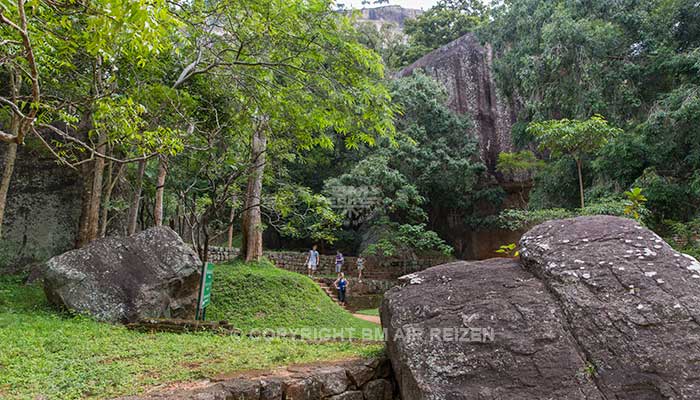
<box><xmin>343</xmin><ymin>0</ymin><xmax>440</xmax><ymax>10</ymax></box>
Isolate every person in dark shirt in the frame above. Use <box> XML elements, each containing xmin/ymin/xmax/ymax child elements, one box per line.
<box><xmin>334</xmin><ymin>272</ymin><xmax>349</xmax><ymax>306</ymax></box>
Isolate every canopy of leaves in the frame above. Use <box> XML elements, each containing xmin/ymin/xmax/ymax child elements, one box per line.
<box><xmin>403</xmin><ymin>0</ymin><xmax>487</xmax><ymax>65</ymax></box>
<box><xmin>485</xmin><ymin>0</ymin><xmax>700</xmax><ymax>231</ymax></box>
<box><xmin>527</xmin><ymin>114</ymin><xmax>622</xmax><ymax>160</ymax></box>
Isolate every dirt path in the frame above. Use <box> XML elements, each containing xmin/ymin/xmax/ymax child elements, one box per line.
<box><xmin>353</xmin><ymin>313</ymin><xmax>381</xmax><ymax>324</ymax></box>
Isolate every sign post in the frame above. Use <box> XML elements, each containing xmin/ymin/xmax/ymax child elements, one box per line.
<box><xmin>195</xmin><ymin>262</ymin><xmax>214</xmax><ymax>321</ymax></box>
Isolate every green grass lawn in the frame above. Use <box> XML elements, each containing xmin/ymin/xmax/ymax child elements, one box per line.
<box><xmin>206</xmin><ymin>260</ymin><xmax>382</xmax><ymax>338</ymax></box>
<box><xmin>355</xmin><ymin>308</ymin><xmax>379</xmax><ymax>316</ymax></box>
<box><xmin>0</xmin><ymin>261</ymin><xmax>383</xmax><ymax>400</ymax></box>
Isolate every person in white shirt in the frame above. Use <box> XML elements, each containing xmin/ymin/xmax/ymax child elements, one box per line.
<box><xmin>305</xmin><ymin>244</ymin><xmax>320</xmax><ymax>277</ymax></box>
<box><xmin>356</xmin><ymin>256</ymin><xmax>365</xmax><ymax>282</ymax></box>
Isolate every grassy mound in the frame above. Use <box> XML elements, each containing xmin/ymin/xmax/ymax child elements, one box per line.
<box><xmin>0</xmin><ymin>271</ymin><xmax>382</xmax><ymax>400</ymax></box>
<box><xmin>207</xmin><ymin>259</ymin><xmax>380</xmax><ymax>337</ymax></box>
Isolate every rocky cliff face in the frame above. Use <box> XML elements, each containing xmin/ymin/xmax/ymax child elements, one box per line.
<box><xmin>356</xmin><ymin>5</ymin><xmax>422</xmax><ymax>28</ymax></box>
<box><xmin>0</xmin><ymin>143</ymin><xmax>81</xmax><ymax>272</ymax></box>
<box><xmin>398</xmin><ymin>33</ymin><xmax>517</xmax><ymax>174</ymax></box>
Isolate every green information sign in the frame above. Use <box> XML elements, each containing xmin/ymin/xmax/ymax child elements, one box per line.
<box><xmin>196</xmin><ymin>262</ymin><xmax>214</xmax><ymax>320</ymax></box>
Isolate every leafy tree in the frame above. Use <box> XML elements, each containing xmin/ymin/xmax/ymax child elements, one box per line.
<box><xmin>363</xmin><ymin>220</ymin><xmax>453</xmax><ymax>257</ymax></box>
<box><xmin>354</xmin><ymin>21</ymin><xmax>410</xmax><ymax>70</ymax></box>
<box><xmin>485</xmin><ymin>0</ymin><xmax>700</xmax><ymax>232</ymax></box>
<box><xmin>496</xmin><ymin>150</ymin><xmax>544</xmax><ymax>178</ymax></box>
<box><xmin>320</xmin><ymin>72</ymin><xmax>491</xmax><ymax>255</ymax></box>
<box><xmin>324</xmin><ymin>154</ymin><xmax>427</xmax><ymax>226</ymax></box>
<box><xmin>403</xmin><ymin>0</ymin><xmax>486</xmax><ymax>64</ymax></box>
<box><xmin>388</xmin><ymin>72</ymin><xmax>488</xmax><ymax>219</ymax></box>
<box><xmin>171</xmin><ymin>0</ymin><xmax>397</xmax><ymax>261</ymax></box>
<box><xmin>0</xmin><ymin>0</ymin><xmax>180</xmax><ymax>243</ymax></box>
<box><xmin>527</xmin><ymin>115</ymin><xmax>622</xmax><ymax>208</ymax></box>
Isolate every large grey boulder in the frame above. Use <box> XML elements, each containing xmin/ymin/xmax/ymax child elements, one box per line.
<box><xmin>44</xmin><ymin>226</ymin><xmax>201</xmax><ymax>323</ymax></box>
<box><xmin>381</xmin><ymin>215</ymin><xmax>700</xmax><ymax>399</ymax></box>
<box><xmin>381</xmin><ymin>258</ymin><xmax>602</xmax><ymax>400</ymax></box>
<box><xmin>520</xmin><ymin>215</ymin><xmax>700</xmax><ymax>399</ymax></box>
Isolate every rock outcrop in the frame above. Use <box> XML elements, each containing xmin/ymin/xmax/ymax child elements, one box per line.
<box><xmin>356</xmin><ymin>5</ymin><xmax>423</xmax><ymax>28</ymax></box>
<box><xmin>381</xmin><ymin>259</ymin><xmax>602</xmax><ymax>400</ymax></box>
<box><xmin>520</xmin><ymin>215</ymin><xmax>700</xmax><ymax>399</ymax></box>
<box><xmin>0</xmin><ymin>142</ymin><xmax>81</xmax><ymax>272</ymax></box>
<box><xmin>44</xmin><ymin>226</ymin><xmax>202</xmax><ymax>323</ymax></box>
<box><xmin>397</xmin><ymin>33</ymin><xmax>517</xmax><ymax>175</ymax></box>
<box><xmin>382</xmin><ymin>216</ymin><xmax>700</xmax><ymax>399</ymax></box>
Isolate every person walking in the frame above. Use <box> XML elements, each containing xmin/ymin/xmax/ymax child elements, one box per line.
<box><xmin>334</xmin><ymin>272</ymin><xmax>349</xmax><ymax>306</ymax></box>
<box><xmin>306</xmin><ymin>244</ymin><xmax>320</xmax><ymax>277</ymax></box>
<box><xmin>356</xmin><ymin>256</ymin><xmax>365</xmax><ymax>282</ymax></box>
<box><xmin>335</xmin><ymin>250</ymin><xmax>344</xmax><ymax>274</ymax></box>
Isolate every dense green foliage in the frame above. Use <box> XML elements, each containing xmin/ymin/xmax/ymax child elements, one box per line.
<box><xmin>314</xmin><ymin>72</ymin><xmax>495</xmax><ymax>255</ymax></box>
<box><xmin>0</xmin><ymin>0</ymin><xmax>400</xmax><ymax>257</ymax></box>
<box><xmin>2</xmin><ymin>0</ymin><xmax>699</xmax><ymax>266</ymax></box>
<box><xmin>206</xmin><ymin>259</ymin><xmax>381</xmax><ymax>337</ymax></box>
<box><xmin>496</xmin><ymin>150</ymin><xmax>544</xmax><ymax>177</ymax></box>
<box><xmin>499</xmin><ymin>197</ymin><xmax>650</xmax><ymax>231</ymax></box>
<box><xmin>0</xmin><ymin>274</ymin><xmax>380</xmax><ymax>400</ymax></box>
<box><xmin>480</xmin><ymin>0</ymin><xmax>700</xmax><ymax>249</ymax></box>
<box><xmin>527</xmin><ymin>115</ymin><xmax>622</xmax><ymax>207</ymax></box>
<box><xmin>349</xmin><ymin>0</ymin><xmax>700</xmax><ymax>254</ymax></box>
<box><xmin>402</xmin><ymin>0</ymin><xmax>487</xmax><ymax>65</ymax></box>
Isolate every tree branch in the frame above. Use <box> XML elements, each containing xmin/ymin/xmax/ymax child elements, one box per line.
<box><xmin>0</xmin><ymin>0</ymin><xmax>40</xmax><ymax>144</ymax></box>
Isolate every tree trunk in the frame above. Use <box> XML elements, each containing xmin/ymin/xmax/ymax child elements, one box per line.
<box><xmin>0</xmin><ymin>68</ymin><xmax>21</xmax><ymax>239</ymax></box>
<box><xmin>77</xmin><ymin>57</ymin><xmax>104</xmax><ymax>247</ymax></box>
<box><xmin>227</xmin><ymin>195</ymin><xmax>237</xmax><ymax>250</ymax></box>
<box><xmin>99</xmin><ymin>159</ymin><xmax>124</xmax><ymax>238</ymax></box>
<box><xmin>0</xmin><ymin>143</ymin><xmax>17</xmax><ymax>239</ymax></box>
<box><xmin>76</xmin><ymin>111</ymin><xmax>95</xmax><ymax>248</ymax></box>
<box><xmin>85</xmin><ymin>130</ymin><xmax>107</xmax><ymax>241</ymax></box>
<box><xmin>576</xmin><ymin>158</ymin><xmax>585</xmax><ymax>209</ymax></box>
<box><xmin>154</xmin><ymin>156</ymin><xmax>167</xmax><ymax>227</ymax></box>
<box><xmin>241</xmin><ymin>128</ymin><xmax>267</xmax><ymax>262</ymax></box>
<box><xmin>127</xmin><ymin>159</ymin><xmax>147</xmax><ymax>235</ymax></box>
<box><xmin>202</xmin><ymin>214</ymin><xmax>210</xmax><ymax>263</ymax></box>
<box><xmin>99</xmin><ymin>158</ymin><xmax>113</xmax><ymax>238</ymax></box>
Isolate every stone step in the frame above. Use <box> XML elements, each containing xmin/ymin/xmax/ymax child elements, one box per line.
<box><xmin>312</xmin><ymin>279</ymin><xmax>350</xmax><ymax>311</ymax></box>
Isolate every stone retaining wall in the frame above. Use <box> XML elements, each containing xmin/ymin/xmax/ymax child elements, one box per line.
<box><xmin>116</xmin><ymin>356</ymin><xmax>396</xmax><ymax>400</ymax></box>
<box><xmin>205</xmin><ymin>247</ymin><xmax>451</xmax><ymax>281</ymax></box>
<box><xmin>206</xmin><ymin>246</ymin><xmax>240</xmax><ymax>263</ymax></box>
<box><xmin>265</xmin><ymin>251</ymin><xmax>451</xmax><ymax>281</ymax></box>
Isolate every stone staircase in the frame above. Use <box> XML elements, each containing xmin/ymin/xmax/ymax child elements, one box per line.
<box><xmin>314</xmin><ymin>278</ymin><xmax>350</xmax><ymax>311</ymax></box>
